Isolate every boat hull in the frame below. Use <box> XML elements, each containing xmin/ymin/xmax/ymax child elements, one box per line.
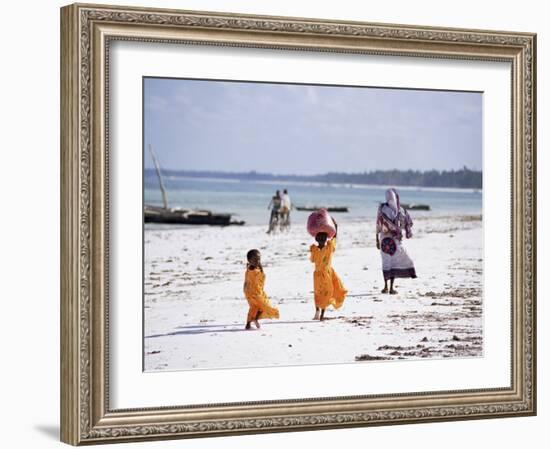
<box><xmin>144</xmin><ymin>205</ymin><xmax>233</xmax><ymax>226</ymax></box>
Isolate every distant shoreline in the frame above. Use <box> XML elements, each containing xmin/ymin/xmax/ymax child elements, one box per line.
<box><xmin>150</xmin><ymin>174</ymin><xmax>481</xmax><ymax>195</ymax></box>
<box><xmin>144</xmin><ymin>168</ymin><xmax>483</xmax><ymax>191</ymax></box>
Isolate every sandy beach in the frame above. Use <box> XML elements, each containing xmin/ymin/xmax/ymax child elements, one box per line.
<box><xmin>144</xmin><ymin>214</ymin><xmax>483</xmax><ymax>372</ymax></box>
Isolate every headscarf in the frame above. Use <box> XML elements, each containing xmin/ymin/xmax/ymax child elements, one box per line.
<box><xmin>377</xmin><ymin>188</ymin><xmax>413</xmax><ymax>239</ymax></box>
<box><xmin>383</xmin><ymin>188</ymin><xmax>400</xmax><ymax>221</ymax></box>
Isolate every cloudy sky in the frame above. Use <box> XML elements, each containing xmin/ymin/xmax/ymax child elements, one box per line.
<box><xmin>143</xmin><ymin>77</ymin><xmax>482</xmax><ymax>175</ymax></box>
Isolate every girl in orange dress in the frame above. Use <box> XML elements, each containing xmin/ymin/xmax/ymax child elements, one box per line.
<box><xmin>243</xmin><ymin>249</ymin><xmax>280</xmax><ymax>330</ymax></box>
<box><xmin>309</xmin><ymin>221</ymin><xmax>348</xmax><ymax>321</ymax></box>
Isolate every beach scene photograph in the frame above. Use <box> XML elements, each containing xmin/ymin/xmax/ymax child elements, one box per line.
<box><xmin>143</xmin><ymin>77</ymin><xmax>483</xmax><ymax>372</ymax></box>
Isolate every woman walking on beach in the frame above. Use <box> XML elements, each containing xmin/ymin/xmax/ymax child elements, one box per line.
<box><xmin>309</xmin><ymin>216</ymin><xmax>348</xmax><ymax>321</ymax></box>
<box><xmin>376</xmin><ymin>188</ymin><xmax>417</xmax><ymax>294</ymax></box>
<box><xmin>243</xmin><ymin>249</ymin><xmax>280</xmax><ymax>329</ymax></box>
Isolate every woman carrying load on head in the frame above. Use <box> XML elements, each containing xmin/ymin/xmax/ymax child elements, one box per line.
<box><xmin>376</xmin><ymin>188</ymin><xmax>417</xmax><ymax>294</ymax></box>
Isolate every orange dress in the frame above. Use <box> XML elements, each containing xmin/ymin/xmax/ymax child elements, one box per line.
<box><xmin>310</xmin><ymin>238</ymin><xmax>347</xmax><ymax>310</ymax></box>
<box><xmin>243</xmin><ymin>268</ymin><xmax>280</xmax><ymax>322</ymax></box>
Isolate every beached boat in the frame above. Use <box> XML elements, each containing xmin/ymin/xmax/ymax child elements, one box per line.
<box><xmin>295</xmin><ymin>206</ymin><xmax>349</xmax><ymax>213</ymax></box>
<box><xmin>401</xmin><ymin>203</ymin><xmax>431</xmax><ymax>211</ymax></box>
<box><xmin>145</xmin><ymin>144</ymin><xmax>244</xmax><ymax>226</ymax></box>
<box><xmin>144</xmin><ymin>205</ymin><xmax>244</xmax><ymax>226</ymax></box>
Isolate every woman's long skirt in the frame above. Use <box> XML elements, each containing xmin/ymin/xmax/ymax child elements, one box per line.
<box><xmin>379</xmin><ymin>233</ymin><xmax>417</xmax><ymax>280</ymax></box>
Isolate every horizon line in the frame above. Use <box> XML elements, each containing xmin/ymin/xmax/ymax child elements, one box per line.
<box><xmin>143</xmin><ymin>167</ymin><xmax>482</xmax><ymax>176</ymax></box>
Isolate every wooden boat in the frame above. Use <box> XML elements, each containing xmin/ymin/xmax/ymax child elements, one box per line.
<box><xmin>296</xmin><ymin>206</ymin><xmax>349</xmax><ymax>213</ymax></box>
<box><xmin>144</xmin><ymin>205</ymin><xmax>244</xmax><ymax>226</ymax></box>
<box><xmin>144</xmin><ymin>144</ymin><xmax>244</xmax><ymax>226</ymax></box>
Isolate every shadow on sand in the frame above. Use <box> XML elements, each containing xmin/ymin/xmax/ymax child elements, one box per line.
<box><xmin>145</xmin><ymin>320</ymin><xmax>319</xmax><ymax>338</ymax></box>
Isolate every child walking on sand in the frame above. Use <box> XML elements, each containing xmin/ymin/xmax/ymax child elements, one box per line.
<box><xmin>243</xmin><ymin>249</ymin><xmax>280</xmax><ymax>329</ymax></box>
<box><xmin>309</xmin><ymin>219</ymin><xmax>348</xmax><ymax>321</ymax></box>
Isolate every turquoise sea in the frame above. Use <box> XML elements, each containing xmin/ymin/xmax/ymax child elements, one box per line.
<box><xmin>144</xmin><ymin>175</ymin><xmax>482</xmax><ymax>227</ymax></box>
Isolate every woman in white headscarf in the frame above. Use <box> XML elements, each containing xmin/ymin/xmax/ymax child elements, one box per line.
<box><xmin>376</xmin><ymin>188</ymin><xmax>417</xmax><ymax>294</ymax></box>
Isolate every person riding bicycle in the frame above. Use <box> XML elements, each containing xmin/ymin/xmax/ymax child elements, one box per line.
<box><xmin>267</xmin><ymin>190</ymin><xmax>282</xmax><ymax>234</ymax></box>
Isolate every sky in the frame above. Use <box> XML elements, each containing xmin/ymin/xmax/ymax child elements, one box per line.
<box><xmin>143</xmin><ymin>77</ymin><xmax>482</xmax><ymax>175</ymax></box>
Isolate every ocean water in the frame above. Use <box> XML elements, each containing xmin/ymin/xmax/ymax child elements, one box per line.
<box><xmin>144</xmin><ymin>175</ymin><xmax>482</xmax><ymax>227</ymax></box>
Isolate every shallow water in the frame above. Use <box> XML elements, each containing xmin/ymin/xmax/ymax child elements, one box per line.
<box><xmin>145</xmin><ymin>175</ymin><xmax>482</xmax><ymax>226</ymax></box>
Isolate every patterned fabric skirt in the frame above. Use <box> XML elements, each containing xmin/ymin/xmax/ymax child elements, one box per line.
<box><xmin>379</xmin><ymin>233</ymin><xmax>417</xmax><ymax>280</ymax></box>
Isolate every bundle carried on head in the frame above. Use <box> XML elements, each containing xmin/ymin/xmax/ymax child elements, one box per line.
<box><xmin>307</xmin><ymin>208</ymin><xmax>336</xmax><ymax>239</ymax></box>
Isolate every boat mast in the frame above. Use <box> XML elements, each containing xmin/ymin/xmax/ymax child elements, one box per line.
<box><xmin>148</xmin><ymin>144</ymin><xmax>169</xmax><ymax>210</ymax></box>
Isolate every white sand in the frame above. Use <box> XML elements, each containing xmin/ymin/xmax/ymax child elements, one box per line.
<box><xmin>144</xmin><ymin>215</ymin><xmax>483</xmax><ymax>372</ymax></box>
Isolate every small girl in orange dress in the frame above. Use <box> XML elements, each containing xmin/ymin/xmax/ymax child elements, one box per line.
<box><xmin>309</xmin><ymin>220</ymin><xmax>348</xmax><ymax>321</ymax></box>
<box><xmin>243</xmin><ymin>249</ymin><xmax>280</xmax><ymax>330</ymax></box>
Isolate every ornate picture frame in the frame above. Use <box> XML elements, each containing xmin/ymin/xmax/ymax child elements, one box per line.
<box><xmin>60</xmin><ymin>3</ymin><xmax>536</xmax><ymax>445</ymax></box>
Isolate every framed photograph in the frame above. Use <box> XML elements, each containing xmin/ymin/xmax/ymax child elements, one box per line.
<box><xmin>60</xmin><ymin>3</ymin><xmax>536</xmax><ymax>445</ymax></box>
